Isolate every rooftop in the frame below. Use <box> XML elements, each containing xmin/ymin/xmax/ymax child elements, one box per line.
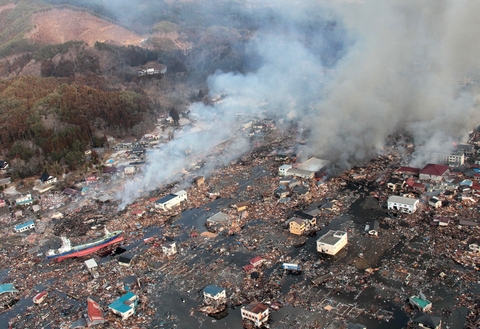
<box><xmin>204</xmin><ymin>285</ymin><xmax>225</xmax><ymax>296</ymax></box>
<box><xmin>420</xmin><ymin>163</ymin><xmax>449</xmax><ymax>176</ymax></box>
<box><xmin>155</xmin><ymin>194</ymin><xmax>177</xmax><ymax>204</ymax></box>
<box><xmin>317</xmin><ymin>230</ymin><xmax>347</xmax><ymax>245</ymax></box>
<box><xmin>243</xmin><ymin>302</ymin><xmax>268</xmax><ymax>314</ymax></box>
<box><xmin>297</xmin><ymin>157</ymin><xmax>330</xmax><ymax>172</ymax></box>
<box><xmin>0</xmin><ymin>283</ymin><xmax>18</xmax><ymax>294</ymax></box>
<box><xmin>14</xmin><ymin>220</ymin><xmax>35</xmax><ymax>230</ymax></box>
<box><xmin>109</xmin><ymin>291</ymin><xmax>137</xmax><ymax>313</ymax></box>
<box><xmin>388</xmin><ymin>195</ymin><xmax>419</xmax><ymax>206</ymax></box>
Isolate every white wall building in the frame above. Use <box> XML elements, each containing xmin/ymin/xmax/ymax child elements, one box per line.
<box><xmin>154</xmin><ymin>190</ymin><xmax>187</xmax><ymax>210</ymax></box>
<box><xmin>317</xmin><ymin>230</ymin><xmax>348</xmax><ymax>255</ymax></box>
<box><xmin>433</xmin><ymin>152</ymin><xmax>465</xmax><ymax>166</ymax></box>
<box><xmin>162</xmin><ymin>242</ymin><xmax>177</xmax><ymax>256</ymax></box>
<box><xmin>279</xmin><ymin>165</ymin><xmax>292</xmax><ymax>176</ymax></box>
<box><xmin>387</xmin><ymin>195</ymin><xmax>419</xmax><ymax>214</ymax></box>
<box><xmin>241</xmin><ymin>302</ymin><xmax>269</xmax><ymax>327</ymax></box>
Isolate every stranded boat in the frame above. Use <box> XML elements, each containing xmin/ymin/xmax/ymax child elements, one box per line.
<box><xmin>46</xmin><ymin>229</ymin><xmax>124</xmax><ymax>261</ymax></box>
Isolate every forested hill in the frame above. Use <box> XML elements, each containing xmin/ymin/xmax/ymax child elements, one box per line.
<box><xmin>0</xmin><ymin>76</ymin><xmax>153</xmax><ymax>178</ymax></box>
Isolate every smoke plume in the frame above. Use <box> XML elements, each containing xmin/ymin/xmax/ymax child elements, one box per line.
<box><xmin>119</xmin><ymin>0</ymin><xmax>480</xmax><ymax>206</ymax></box>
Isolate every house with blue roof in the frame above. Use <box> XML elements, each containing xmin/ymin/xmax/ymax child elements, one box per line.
<box><xmin>15</xmin><ymin>194</ymin><xmax>34</xmax><ymax>206</ymax></box>
<box><xmin>14</xmin><ymin>220</ymin><xmax>35</xmax><ymax>233</ymax></box>
<box><xmin>0</xmin><ymin>283</ymin><xmax>18</xmax><ymax>295</ymax></box>
<box><xmin>108</xmin><ymin>291</ymin><xmax>138</xmax><ymax>320</ymax></box>
<box><xmin>203</xmin><ymin>285</ymin><xmax>226</xmax><ymax>303</ymax></box>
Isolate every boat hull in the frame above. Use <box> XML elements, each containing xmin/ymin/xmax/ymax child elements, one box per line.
<box><xmin>49</xmin><ymin>235</ymin><xmax>124</xmax><ymax>261</ymax></box>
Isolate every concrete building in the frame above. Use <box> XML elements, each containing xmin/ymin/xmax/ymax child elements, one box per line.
<box><xmin>162</xmin><ymin>242</ymin><xmax>177</xmax><ymax>256</ymax></box>
<box><xmin>203</xmin><ymin>285</ymin><xmax>226</xmax><ymax>303</ymax></box>
<box><xmin>432</xmin><ymin>151</ymin><xmax>464</xmax><ymax>166</ymax></box>
<box><xmin>108</xmin><ymin>292</ymin><xmax>138</xmax><ymax>320</ymax></box>
<box><xmin>241</xmin><ymin>302</ymin><xmax>269</xmax><ymax>327</ymax></box>
<box><xmin>316</xmin><ymin>230</ymin><xmax>348</xmax><ymax>255</ymax></box>
<box><xmin>154</xmin><ymin>190</ymin><xmax>187</xmax><ymax>210</ymax></box>
<box><xmin>278</xmin><ymin>157</ymin><xmax>329</xmax><ymax>179</ymax></box>
<box><xmin>288</xmin><ymin>216</ymin><xmax>316</xmax><ymax>235</ymax></box>
<box><xmin>14</xmin><ymin>220</ymin><xmax>35</xmax><ymax>233</ymax></box>
<box><xmin>387</xmin><ymin>195</ymin><xmax>420</xmax><ymax>214</ymax></box>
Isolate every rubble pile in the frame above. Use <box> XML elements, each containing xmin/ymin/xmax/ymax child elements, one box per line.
<box><xmin>0</xmin><ymin>127</ymin><xmax>479</xmax><ymax>328</ymax></box>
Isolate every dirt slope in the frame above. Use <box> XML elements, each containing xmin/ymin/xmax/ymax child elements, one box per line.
<box><xmin>28</xmin><ymin>9</ymin><xmax>144</xmax><ymax>46</ymax></box>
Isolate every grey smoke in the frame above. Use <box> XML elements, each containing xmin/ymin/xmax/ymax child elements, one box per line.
<box><xmin>209</xmin><ymin>0</ymin><xmax>480</xmax><ymax>171</ymax></box>
<box><xmin>119</xmin><ymin>0</ymin><xmax>480</xmax><ymax>206</ymax></box>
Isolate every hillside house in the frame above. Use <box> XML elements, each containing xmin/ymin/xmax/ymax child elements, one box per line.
<box><xmin>387</xmin><ymin>195</ymin><xmax>419</xmax><ymax>213</ymax></box>
<box><xmin>241</xmin><ymin>302</ymin><xmax>269</xmax><ymax>327</ymax></box>
<box><xmin>39</xmin><ymin>173</ymin><xmax>57</xmax><ymax>185</ymax></box>
<box><xmin>317</xmin><ymin>230</ymin><xmax>348</xmax><ymax>255</ymax></box>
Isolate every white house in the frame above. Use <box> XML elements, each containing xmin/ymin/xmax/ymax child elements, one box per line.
<box><xmin>387</xmin><ymin>195</ymin><xmax>419</xmax><ymax>213</ymax></box>
<box><xmin>162</xmin><ymin>242</ymin><xmax>177</xmax><ymax>256</ymax></box>
<box><xmin>154</xmin><ymin>190</ymin><xmax>187</xmax><ymax>210</ymax></box>
<box><xmin>317</xmin><ymin>230</ymin><xmax>348</xmax><ymax>255</ymax></box>
<box><xmin>241</xmin><ymin>302</ymin><xmax>269</xmax><ymax>327</ymax></box>
<box><xmin>203</xmin><ymin>285</ymin><xmax>226</xmax><ymax>303</ymax></box>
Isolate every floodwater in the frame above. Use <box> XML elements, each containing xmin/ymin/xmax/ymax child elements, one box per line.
<box><xmin>1</xmin><ymin>190</ymin><xmax>476</xmax><ymax>328</ymax></box>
